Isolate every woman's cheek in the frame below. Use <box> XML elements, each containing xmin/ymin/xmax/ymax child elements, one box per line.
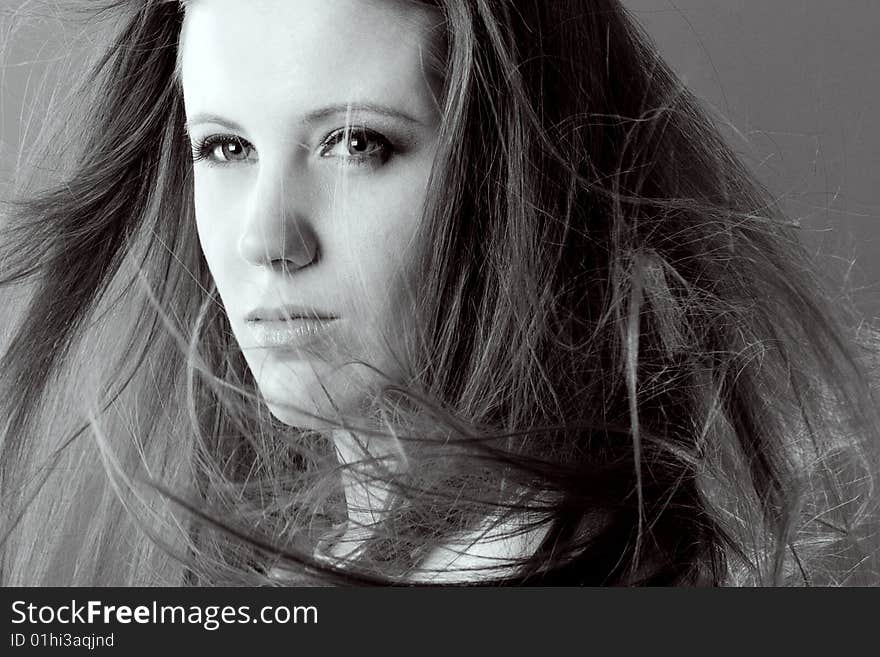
<box><xmin>193</xmin><ymin>173</ymin><xmax>248</xmax><ymax>266</ymax></box>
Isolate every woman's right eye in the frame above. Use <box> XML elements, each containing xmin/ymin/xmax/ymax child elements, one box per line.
<box><xmin>192</xmin><ymin>135</ymin><xmax>257</xmax><ymax>166</ymax></box>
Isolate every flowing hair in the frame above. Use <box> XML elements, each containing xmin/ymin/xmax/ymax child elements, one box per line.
<box><xmin>1</xmin><ymin>0</ymin><xmax>878</xmax><ymax>586</ymax></box>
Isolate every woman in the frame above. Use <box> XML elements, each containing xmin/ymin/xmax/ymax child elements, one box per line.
<box><xmin>1</xmin><ymin>0</ymin><xmax>878</xmax><ymax>586</ymax></box>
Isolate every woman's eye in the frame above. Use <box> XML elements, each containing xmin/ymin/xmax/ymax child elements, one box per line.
<box><xmin>319</xmin><ymin>127</ymin><xmax>392</xmax><ymax>165</ymax></box>
<box><xmin>192</xmin><ymin>135</ymin><xmax>256</xmax><ymax>165</ymax></box>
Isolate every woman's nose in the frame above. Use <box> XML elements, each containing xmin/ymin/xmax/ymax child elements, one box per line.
<box><xmin>237</xmin><ymin>168</ymin><xmax>319</xmax><ymax>271</ymax></box>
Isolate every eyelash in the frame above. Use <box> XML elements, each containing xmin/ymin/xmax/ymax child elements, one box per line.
<box><xmin>191</xmin><ymin>133</ymin><xmax>254</xmax><ymax>166</ymax></box>
<box><xmin>190</xmin><ymin>127</ymin><xmax>394</xmax><ymax>168</ymax></box>
<box><xmin>319</xmin><ymin>126</ymin><xmax>394</xmax><ymax>165</ymax></box>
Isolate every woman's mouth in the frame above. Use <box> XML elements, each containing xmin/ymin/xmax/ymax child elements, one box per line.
<box><xmin>244</xmin><ymin>313</ymin><xmax>340</xmax><ymax>354</ymax></box>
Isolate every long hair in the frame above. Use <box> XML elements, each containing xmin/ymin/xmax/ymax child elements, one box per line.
<box><xmin>2</xmin><ymin>0</ymin><xmax>878</xmax><ymax>585</ymax></box>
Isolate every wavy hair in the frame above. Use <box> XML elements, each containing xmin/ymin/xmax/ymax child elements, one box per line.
<box><xmin>1</xmin><ymin>0</ymin><xmax>878</xmax><ymax>586</ymax></box>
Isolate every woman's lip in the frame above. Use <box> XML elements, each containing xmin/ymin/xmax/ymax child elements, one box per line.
<box><xmin>244</xmin><ymin>305</ymin><xmax>337</xmax><ymax>322</ymax></box>
<box><xmin>244</xmin><ymin>318</ymin><xmax>340</xmax><ymax>352</ymax></box>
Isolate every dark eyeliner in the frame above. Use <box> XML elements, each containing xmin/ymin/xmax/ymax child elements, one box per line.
<box><xmin>318</xmin><ymin>126</ymin><xmax>394</xmax><ymax>164</ymax></box>
<box><xmin>191</xmin><ymin>134</ymin><xmax>255</xmax><ymax>165</ymax></box>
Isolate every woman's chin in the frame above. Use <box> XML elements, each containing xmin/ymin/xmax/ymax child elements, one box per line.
<box><xmin>245</xmin><ymin>354</ymin><xmax>381</xmax><ymax>429</ymax></box>
<box><xmin>256</xmin><ymin>378</ymin><xmax>364</xmax><ymax>430</ymax></box>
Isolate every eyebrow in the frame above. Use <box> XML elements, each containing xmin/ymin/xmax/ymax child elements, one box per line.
<box><xmin>186</xmin><ymin>103</ymin><xmax>425</xmax><ymax>133</ymax></box>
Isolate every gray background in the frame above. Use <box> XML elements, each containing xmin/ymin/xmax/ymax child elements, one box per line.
<box><xmin>2</xmin><ymin>0</ymin><xmax>878</xmax><ymax>317</ymax></box>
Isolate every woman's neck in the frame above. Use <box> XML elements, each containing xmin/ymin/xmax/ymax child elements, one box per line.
<box><xmin>330</xmin><ymin>428</ymin><xmax>397</xmax><ymax>554</ymax></box>
<box><xmin>326</xmin><ymin>428</ymin><xmax>550</xmax><ymax>578</ymax></box>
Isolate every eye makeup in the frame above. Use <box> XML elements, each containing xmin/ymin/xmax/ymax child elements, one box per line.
<box><xmin>190</xmin><ymin>120</ymin><xmax>414</xmax><ymax>169</ymax></box>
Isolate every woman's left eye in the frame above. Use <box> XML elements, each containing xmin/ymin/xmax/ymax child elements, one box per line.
<box><xmin>319</xmin><ymin>127</ymin><xmax>392</xmax><ymax>165</ymax></box>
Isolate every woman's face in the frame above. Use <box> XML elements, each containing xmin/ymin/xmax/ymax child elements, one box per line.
<box><xmin>180</xmin><ymin>0</ymin><xmax>442</xmax><ymax>427</ymax></box>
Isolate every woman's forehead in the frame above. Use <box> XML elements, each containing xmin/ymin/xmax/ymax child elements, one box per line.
<box><xmin>179</xmin><ymin>0</ymin><xmax>445</xmax><ymax>126</ymax></box>
<box><xmin>179</xmin><ymin>0</ymin><xmax>445</xmax><ymax>66</ymax></box>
